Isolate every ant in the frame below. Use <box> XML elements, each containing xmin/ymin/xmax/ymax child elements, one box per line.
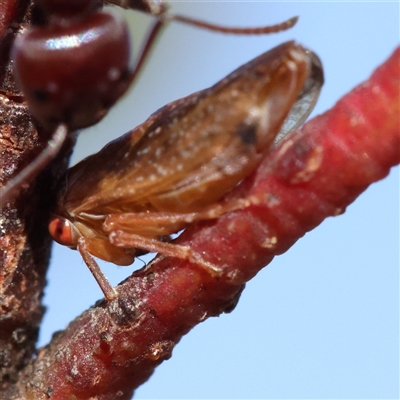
<box><xmin>0</xmin><ymin>0</ymin><xmax>297</xmax><ymax>202</ymax></box>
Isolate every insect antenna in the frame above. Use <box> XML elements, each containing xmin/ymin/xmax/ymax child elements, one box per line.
<box><xmin>136</xmin><ymin>256</ymin><xmax>147</xmax><ymax>268</ymax></box>
<box><xmin>169</xmin><ymin>15</ymin><xmax>299</xmax><ymax>35</ymax></box>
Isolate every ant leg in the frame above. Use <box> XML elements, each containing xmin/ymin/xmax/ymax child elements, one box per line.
<box><xmin>108</xmin><ymin>0</ymin><xmax>298</xmax><ymax>35</ymax></box>
<box><xmin>0</xmin><ymin>124</ymin><xmax>68</xmax><ymax>204</ymax></box>
<box><xmin>127</xmin><ymin>19</ymin><xmax>166</xmax><ymax>86</ymax></box>
<box><xmin>105</xmin><ymin>0</ymin><xmax>167</xmax><ymax>15</ymax></box>
<box><xmin>78</xmin><ymin>238</ymin><xmax>118</xmax><ymax>301</ymax></box>
<box><xmin>110</xmin><ymin>2</ymin><xmax>297</xmax><ymax>89</ymax></box>
<box><xmin>109</xmin><ymin>231</ymin><xmax>223</xmax><ymax>276</ymax></box>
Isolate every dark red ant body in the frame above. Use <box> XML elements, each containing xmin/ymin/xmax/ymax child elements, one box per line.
<box><xmin>12</xmin><ymin>0</ymin><xmax>131</xmax><ymax>131</ymax></box>
<box><xmin>1</xmin><ymin>0</ymin><xmax>298</xmax><ymax>202</ymax></box>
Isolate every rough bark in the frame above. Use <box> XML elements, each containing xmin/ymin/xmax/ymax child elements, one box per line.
<box><xmin>0</xmin><ymin>0</ymin><xmax>75</xmax><ymax>394</ymax></box>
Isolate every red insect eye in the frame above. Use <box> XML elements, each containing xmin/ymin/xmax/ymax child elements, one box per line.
<box><xmin>49</xmin><ymin>217</ymin><xmax>76</xmax><ymax>247</ymax></box>
<box><xmin>11</xmin><ymin>11</ymin><xmax>131</xmax><ymax>130</ymax></box>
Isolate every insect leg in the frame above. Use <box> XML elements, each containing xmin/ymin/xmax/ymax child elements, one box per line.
<box><xmin>126</xmin><ymin>9</ymin><xmax>293</xmax><ymax>89</ymax></box>
<box><xmin>105</xmin><ymin>195</ymin><xmax>270</xmax><ymax>277</ymax></box>
<box><xmin>126</xmin><ymin>19</ymin><xmax>166</xmax><ymax>88</ymax></box>
<box><xmin>108</xmin><ymin>231</ymin><xmax>223</xmax><ymax>276</ymax></box>
<box><xmin>104</xmin><ymin>211</ymin><xmax>197</xmax><ymax>236</ymax></box>
<box><xmin>0</xmin><ymin>124</ymin><xmax>68</xmax><ymax>205</ymax></box>
<box><xmin>108</xmin><ymin>0</ymin><xmax>298</xmax><ymax>35</ymax></box>
<box><xmin>78</xmin><ymin>238</ymin><xmax>118</xmax><ymax>301</ymax></box>
<box><xmin>104</xmin><ymin>197</ymin><xmax>259</xmax><ymax>235</ymax></box>
<box><xmin>108</xmin><ymin>1</ymin><xmax>298</xmax><ymax>90</ymax></box>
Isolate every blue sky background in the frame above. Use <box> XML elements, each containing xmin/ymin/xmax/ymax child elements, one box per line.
<box><xmin>38</xmin><ymin>2</ymin><xmax>399</xmax><ymax>398</ymax></box>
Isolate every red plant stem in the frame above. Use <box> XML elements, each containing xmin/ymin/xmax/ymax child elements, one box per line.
<box><xmin>18</xmin><ymin>47</ymin><xmax>399</xmax><ymax>400</ymax></box>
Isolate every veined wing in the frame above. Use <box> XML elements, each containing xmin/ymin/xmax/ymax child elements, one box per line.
<box><xmin>60</xmin><ymin>42</ymin><xmax>323</xmax><ymax>217</ymax></box>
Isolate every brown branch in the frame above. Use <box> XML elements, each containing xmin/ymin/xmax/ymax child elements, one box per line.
<box><xmin>7</xmin><ymin>46</ymin><xmax>398</xmax><ymax>400</ymax></box>
<box><xmin>0</xmin><ymin>1</ymin><xmax>75</xmax><ymax>395</ymax></box>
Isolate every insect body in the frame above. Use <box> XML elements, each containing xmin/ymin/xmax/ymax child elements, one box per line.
<box><xmin>0</xmin><ymin>0</ymin><xmax>298</xmax><ymax>203</ymax></box>
<box><xmin>48</xmin><ymin>41</ymin><xmax>324</xmax><ymax>300</ymax></box>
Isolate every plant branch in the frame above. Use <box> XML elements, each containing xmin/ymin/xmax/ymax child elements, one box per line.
<box><xmin>7</xmin><ymin>46</ymin><xmax>399</xmax><ymax>400</ymax></box>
